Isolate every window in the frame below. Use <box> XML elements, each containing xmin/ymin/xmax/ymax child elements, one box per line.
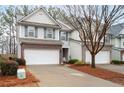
<box><xmin>25</xmin><ymin>26</ymin><xmax>38</xmax><ymax>38</ymax></box>
<box><xmin>46</xmin><ymin>28</ymin><xmax>53</xmax><ymax>39</ymax></box>
<box><xmin>28</xmin><ymin>26</ymin><xmax>35</xmax><ymax>37</ymax></box>
<box><xmin>123</xmin><ymin>42</ymin><xmax>124</xmax><ymax>46</ymax></box>
<box><xmin>61</xmin><ymin>32</ymin><xmax>67</xmax><ymax>41</ymax></box>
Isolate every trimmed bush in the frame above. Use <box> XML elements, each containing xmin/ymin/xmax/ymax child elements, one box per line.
<box><xmin>15</xmin><ymin>58</ymin><xmax>26</xmax><ymax>66</ymax></box>
<box><xmin>74</xmin><ymin>61</ymin><xmax>85</xmax><ymax>66</ymax></box>
<box><xmin>0</xmin><ymin>61</ymin><xmax>19</xmax><ymax>76</ymax></box>
<box><xmin>111</xmin><ymin>60</ymin><xmax>124</xmax><ymax>64</ymax></box>
<box><xmin>68</xmin><ymin>59</ymin><xmax>79</xmax><ymax>64</ymax></box>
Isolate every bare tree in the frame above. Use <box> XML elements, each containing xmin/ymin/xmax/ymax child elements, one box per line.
<box><xmin>45</xmin><ymin>6</ymin><xmax>67</xmax><ymax>21</ymax></box>
<box><xmin>61</xmin><ymin>5</ymin><xmax>124</xmax><ymax>68</ymax></box>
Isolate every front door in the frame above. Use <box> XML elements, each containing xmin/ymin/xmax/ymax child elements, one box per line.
<box><xmin>62</xmin><ymin>48</ymin><xmax>68</xmax><ymax>62</ymax></box>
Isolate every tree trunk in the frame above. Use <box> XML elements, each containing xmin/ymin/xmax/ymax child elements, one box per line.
<box><xmin>9</xmin><ymin>26</ymin><xmax>12</xmax><ymax>54</ymax></box>
<box><xmin>91</xmin><ymin>54</ymin><xmax>96</xmax><ymax>68</ymax></box>
<box><xmin>13</xmin><ymin>36</ymin><xmax>15</xmax><ymax>54</ymax></box>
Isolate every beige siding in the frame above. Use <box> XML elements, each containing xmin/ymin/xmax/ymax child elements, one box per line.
<box><xmin>71</xmin><ymin>31</ymin><xmax>81</xmax><ymax>41</ymax></box>
<box><xmin>121</xmin><ymin>38</ymin><xmax>124</xmax><ymax>48</ymax></box>
<box><xmin>25</xmin><ymin>9</ymin><xmax>56</xmax><ymax>25</ymax></box>
<box><xmin>55</xmin><ymin>29</ymin><xmax>59</xmax><ymax>40</ymax></box>
<box><xmin>114</xmin><ymin>38</ymin><xmax>120</xmax><ymax>47</ymax></box>
<box><xmin>70</xmin><ymin>41</ymin><xmax>82</xmax><ymax>60</ymax></box>
<box><xmin>20</xmin><ymin>25</ymin><xmax>25</xmax><ymax>38</ymax></box>
<box><xmin>112</xmin><ymin>49</ymin><xmax>121</xmax><ymax>60</ymax></box>
<box><xmin>37</xmin><ymin>27</ymin><xmax>44</xmax><ymax>39</ymax></box>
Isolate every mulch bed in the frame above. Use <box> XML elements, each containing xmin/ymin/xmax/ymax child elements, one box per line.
<box><xmin>69</xmin><ymin>64</ymin><xmax>124</xmax><ymax>86</ymax></box>
<box><xmin>0</xmin><ymin>66</ymin><xmax>40</xmax><ymax>87</ymax></box>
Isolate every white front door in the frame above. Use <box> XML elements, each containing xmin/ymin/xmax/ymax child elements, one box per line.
<box><xmin>24</xmin><ymin>49</ymin><xmax>59</xmax><ymax>65</ymax></box>
<box><xmin>86</xmin><ymin>51</ymin><xmax>110</xmax><ymax>64</ymax></box>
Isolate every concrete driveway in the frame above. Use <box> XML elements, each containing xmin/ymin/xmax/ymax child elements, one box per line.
<box><xmin>28</xmin><ymin>65</ymin><xmax>122</xmax><ymax>87</ymax></box>
<box><xmin>97</xmin><ymin>64</ymin><xmax>124</xmax><ymax>74</ymax></box>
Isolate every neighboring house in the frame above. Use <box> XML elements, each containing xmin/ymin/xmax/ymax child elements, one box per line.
<box><xmin>16</xmin><ymin>7</ymin><xmax>112</xmax><ymax>65</ymax></box>
<box><xmin>16</xmin><ymin>7</ymin><xmax>71</xmax><ymax>65</ymax></box>
<box><xmin>70</xmin><ymin>29</ymin><xmax>112</xmax><ymax>64</ymax></box>
<box><xmin>110</xmin><ymin>23</ymin><xmax>124</xmax><ymax>61</ymax></box>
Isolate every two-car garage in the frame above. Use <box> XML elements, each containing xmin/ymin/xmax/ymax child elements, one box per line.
<box><xmin>24</xmin><ymin>49</ymin><xmax>60</xmax><ymax>65</ymax></box>
<box><xmin>20</xmin><ymin>40</ymin><xmax>62</xmax><ymax>65</ymax></box>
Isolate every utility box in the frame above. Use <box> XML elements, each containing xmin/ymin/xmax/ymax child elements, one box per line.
<box><xmin>17</xmin><ymin>68</ymin><xmax>26</xmax><ymax>79</ymax></box>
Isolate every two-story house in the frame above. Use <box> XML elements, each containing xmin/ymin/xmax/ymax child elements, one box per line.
<box><xmin>110</xmin><ymin>23</ymin><xmax>124</xmax><ymax>61</ymax></box>
<box><xmin>17</xmin><ymin>7</ymin><xmax>112</xmax><ymax>65</ymax></box>
<box><xmin>16</xmin><ymin>7</ymin><xmax>71</xmax><ymax>65</ymax></box>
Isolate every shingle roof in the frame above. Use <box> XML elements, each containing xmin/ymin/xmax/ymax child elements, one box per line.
<box><xmin>109</xmin><ymin>23</ymin><xmax>124</xmax><ymax>37</ymax></box>
<box><xmin>57</xmin><ymin>20</ymin><xmax>72</xmax><ymax>32</ymax></box>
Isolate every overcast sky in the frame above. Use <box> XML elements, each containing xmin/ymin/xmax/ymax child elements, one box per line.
<box><xmin>0</xmin><ymin>5</ymin><xmax>124</xmax><ymax>25</ymax></box>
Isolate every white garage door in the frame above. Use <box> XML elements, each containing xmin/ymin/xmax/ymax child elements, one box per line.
<box><xmin>24</xmin><ymin>49</ymin><xmax>59</xmax><ymax>65</ymax></box>
<box><xmin>86</xmin><ymin>51</ymin><xmax>110</xmax><ymax>64</ymax></box>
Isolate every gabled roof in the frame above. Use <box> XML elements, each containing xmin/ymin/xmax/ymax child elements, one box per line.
<box><xmin>17</xmin><ymin>7</ymin><xmax>61</xmax><ymax>28</ymax></box>
<box><xmin>109</xmin><ymin>23</ymin><xmax>124</xmax><ymax>37</ymax></box>
<box><xmin>57</xmin><ymin>20</ymin><xmax>72</xmax><ymax>32</ymax></box>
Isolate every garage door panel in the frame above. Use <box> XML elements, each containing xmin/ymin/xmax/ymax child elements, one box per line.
<box><xmin>86</xmin><ymin>51</ymin><xmax>110</xmax><ymax>64</ymax></box>
<box><xmin>24</xmin><ymin>49</ymin><xmax>59</xmax><ymax>65</ymax></box>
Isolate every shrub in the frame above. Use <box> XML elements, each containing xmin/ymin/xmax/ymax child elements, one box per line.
<box><xmin>15</xmin><ymin>58</ymin><xmax>26</xmax><ymax>66</ymax></box>
<box><xmin>111</xmin><ymin>60</ymin><xmax>124</xmax><ymax>64</ymax></box>
<box><xmin>11</xmin><ymin>57</ymin><xmax>17</xmax><ymax>61</ymax></box>
<box><xmin>0</xmin><ymin>61</ymin><xmax>19</xmax><ymax>76</ymax></box>
<box><xmin>68</xmin><ymin>59</ymin><xmax>79</xmax><ymax>64</ymax></box>
<box><xmin>74</xmin><ymin>61</ymin><xmax>85</xmax><ymax>66</ymax></box>
<box><xmin>0</xmin><ymin>57</ymin><xmax>6</xmax><ymax>69</ymax></box>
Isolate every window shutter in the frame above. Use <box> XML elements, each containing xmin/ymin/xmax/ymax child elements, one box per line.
<box><xmin>53</xmin><ymin>29</ymin><xmax>55</xmax><ymax>39</ymax></box>
<box><xmin>66</xmin><ymin>32</ymin><xmax>68</xmax><ymax>41</ymax></box>
<box><xmin>59</xmin><ymin>31</ymin><xmax>61</xmax><ymax>40</ymax></box>
<box><xmin>25</xmin><ymin>26</ymin><xmax>28</xmax><ymax>37</ymax></box>
<box><xmin>44</xmin><ymin>27</ymin><xmax>46</xmax><ymax>38</ymax></box>
<box><xmin>35</xmin><ymin>27</ymin><xmax>38</xmax><ymax>38</ymax></box>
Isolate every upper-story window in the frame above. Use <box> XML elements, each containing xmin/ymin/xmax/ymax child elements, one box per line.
<box><xmin>61</xmin><ymin>32</ymin><xmax>68</xmax><ymax>41</ymax></box>
<box><xmin>123</xmin><ymin>42</ymin><xmax>124</xmax><ymax>46</ymax></box>
<box><xmin>46</xmin><ymin>28</ymin><xmax>53</xmax><ymax>38</ymax></box>
<box><xmin>45</xmin><ymin>28</ymin><xmax>55</xmax><ymax>39</ymax></box>
<box><xmin>28</xmin><ymin>26</ymin><xmax>35</xmax><ymax>37</ymax></box>
<box><xmin>25</xmin><ymin>26</ymin><xmax>38</xmax><ymax>38</ymax></box>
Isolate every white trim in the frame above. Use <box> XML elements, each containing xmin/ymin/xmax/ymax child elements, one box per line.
<box><xmin>57</xmin><ymin>20</ymin><xmax>72</xmax><ymax>30</ymax></box>
<box><xmin>18</xmin><ymin>7</ymin><xmax>61</xmax><ymax>28</ymax></box>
